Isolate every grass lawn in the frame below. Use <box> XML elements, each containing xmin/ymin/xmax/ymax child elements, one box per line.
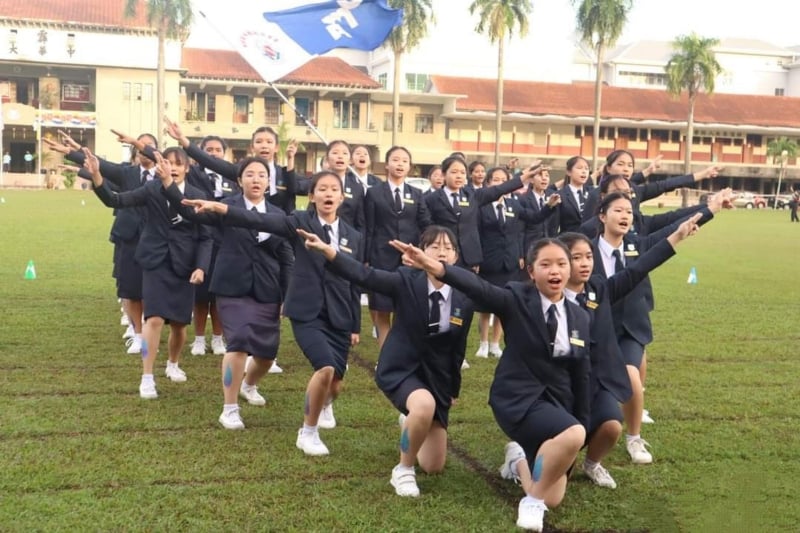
<box><xmin>1</xmin><ymin>190</ymin><xmax>798</xmax><ymax>532</ymax></box>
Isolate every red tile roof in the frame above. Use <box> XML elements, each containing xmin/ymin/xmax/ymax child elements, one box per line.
<box><xmin>181</xmin><ymin>49</ymin><xmax>381</xmax><ymax>89</ymax></box>
<box><xmin>0</xmin><ymin>0</ymin><xmax>152</xmax><ymax>31</ymax></box>
<box><xmin>430</xmin><ymin>75</ymin><xmax>800</xmax><ymax>129</ymax></box>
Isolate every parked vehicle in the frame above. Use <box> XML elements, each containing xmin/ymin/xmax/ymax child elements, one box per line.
<box><xmin>767</xmin><ymin>194</ymin><xmax>793</xmax><ymax>209</ymax></box>
<box><xmin>405</xmin><ymin>177</ymin><xmax>432</xmax><ymax>193</ymax></box>
<box><xmin>732</xmin><ymin>192</ymin><xmax>766</xmax><ymax>209</ymax></box>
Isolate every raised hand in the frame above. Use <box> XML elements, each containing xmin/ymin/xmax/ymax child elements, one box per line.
<box><xmin>706</xmin><ymin>187</ymin><xmax>734</xmax><ymax>212</ymax></box>
<box><xmin>57</xmin><ymin>130</ymin><xmax>81</xmax><ymax>151</ymax></box>
<box><xmin>546</xmin><ymin>192</ymin><xmax>562</xmax><ymax>207</ymax></box>
<box><xmin>111</xmin><ymin>128</ymin><xmax>138</xmax><ymax>146</ymax></box>
<box><xmin>163</xmin><ymin>116</ymin><xmax>189</xmax><ymax>147</ymax></box>
<box><xmin>672</xmin><ymin>212</ymin><xmax>702</xmax><ymax>242</ymax></box>
<box><xmin>697</xmin><ymin>165</ymin><xmax>722</xmax><ymax>181</ymax></box>
<box><xmin>81</xmin><ymin>147</ymin><xmax>103</xmax><ymax>186</ymax></box>
<box><xmin>389</xmin><ymin>240</ymin><xmax>444</xmax><ymax>276</ymax></box>
<box><xmin>42</xmin><ymin>137</ymin><xmax>70</xmax><ymax>155</ymax></box>
<box><xmin>297</xmin><ymin>228</ymin><xmax>336</xmax><ymax>260</ymax></box>
<box><xmin>643</xmin><ymin>155</ymin><xmax>663</xmax><ymax>177</ymax></box>
<box><xmin>153</xmin><ymin>151</ymin><xmax>172</xmax><ymax>186</ymax></box>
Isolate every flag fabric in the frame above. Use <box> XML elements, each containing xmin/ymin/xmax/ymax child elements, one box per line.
<box><xmin>193</xmin><ymin>0</ymin><xmax>403</xmax><ymax>83</ymax></box>
<box><xmin>687</xmin><ymin>266</ymin><xmax>698</xmax><ymax>284</ymax></box>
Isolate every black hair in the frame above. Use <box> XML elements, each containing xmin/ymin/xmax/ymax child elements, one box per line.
<box><xmin>419</xmin><ymin>225</ymin><xmax>458</xmax><ymax>253</ymax></box>
<box><xmin>236</xmin><ymin>156</ymin><xmax>270</xmax><ymax>179</ymax></box>
<box><xmin>309</xmin><ymin>170</ymin><xmax>343</xmax><ymax>194</ymax></box>
<box><xmin>251</xmin><ymin>126</ymin><xmax>278</xmax><ymax>144</ymax></box>
<box><xmin>449</xmin><ymin>151</ymin><xmax>466</xmax><ymax>161</ymax></box>
<box><xmin>130</xmin><ymin>133</ymin><xmax>158</xmax><ymax>163</ymax></box>
<box><xmin>486</xmin><ymin>166</ymin><xmax>510</xmax><ymax>182</ymax></box>
<box><xmin>558</xmin><ymin>232</ymin><xmax>592</xmax><ymax>252</ymax></box>
<box><xmin>602</xmin><ymin>149</ymin><xmax>635</xmax><ymax>176</ymax></box>
<box><xmin>326</xmin><ymin>140</ymin><xmax>350</xmax><ymax>157</ymax></box>
<box><xmin>597</xmin><ymin>191</ymin><xmax>632</xmax><ymax>216</ymax></box>
<box><xmin>441</xmin><ymin>156</ymin><xmax>467</xmax><ymax>174</ymax></box>
<box><xmin>599</xmin><ymin>174</ymin><xmax>631</xmax><ymax>194</ymax></box>
<box><xmin>468</xmin><ymin>160</ymin><xmax>486</xmax><ymax>174</ymax></box>
<box><xmin>200</xmin><ymin>135</ymin><xmax>228</xmax><ymax>153</ymax></box>
<box><xmin>384</xmin><ymin>145</ymin><xmax>412</xmax><ymax>165</ymax></box>
<box><xmin>161</xmin><ymin>146</ymin><xmax>188</xmax><ymax>166</ymax></box>
<box><xmin>564</xmin><ymin>155</ymin><xmax>589</xmax><ymax>184</ymax></box>
<box><xmin>426</xmin><ymin>165</ymin><xmax>442</xmax><ymax>179</ymax></box>
<box><xmin>525</xmin><ymin>238</ymin><xmax>571</xmax><ymax>267</ymax></box>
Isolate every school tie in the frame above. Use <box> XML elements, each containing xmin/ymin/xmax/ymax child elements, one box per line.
<box><xmin>612</xmin><ymin>249</ymin><xmax>625</xmax><ymax>274</ymax></box>
<box><xmin>210</xmin><ymin>173</ymin><xmax>222</xmax><ymax>198</ymax></box>
<box><xmin>394</xmin><ymin>187</ymin><xmax>403</xmax><ymax>213</ymax></box>
<box><xmin>496</xmin><ymin>203</ymin><xmax>505</xmax><ymax>225</ymax></box>
<box><xmin>576</xmin><ymin>292</ymin><xmax>588</xmax><ymax>309</ymax></box>
<box><xmin>428</xmin><ymin>291</ymin><xmax>442</xmax><ymax>335</ymax></box>
<box><xmin>546</xmin><ymin>304</ymin><xmax>558</xmax><ymax>354</ymax></box>
<box><xmin>141</xmin><ymin>169</ymin><xmax>149</xmax><ymax>184</ymax></box>
<box><xmin>323</xmin><ymin>224</ymin><xmax>332</xmax><ymax>245</ymax></box>
<box><xmin>451</xmin><ymin>192</ymin><xmax>461</xmax><ymax>213</ymax></box>
<box><xmin>577</xmin><ymin>189</ymin><xmax>586</xmax><ymax>213</ymax></box>
<box><xmin>538</xmin><ymin>196</ymin><xmax>545</xmax><ymax>210</ymax></box>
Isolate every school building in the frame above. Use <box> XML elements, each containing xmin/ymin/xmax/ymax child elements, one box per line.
<box><xmin>1</xmin><ymin>0</ymin><xmax>799</xmax><ymax>193</ymax></box>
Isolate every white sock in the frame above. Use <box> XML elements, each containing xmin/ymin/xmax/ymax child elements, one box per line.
<box><xmin>141</xmin><ymin>373</ymin><xmax>154</xmax><ymax>384</ymax></box>
<box><xmin>394</xmin><ymin>463</ymin><xmax>414</xmax><ymax>473</ymax></box>
<box><xmin>194</xmin><ymin>336</ymin><xmax>204</xmax><ymax>343</ymax></box>
<box><xmin>479</xmin><ymin>341</ymin><xmax>488</xmax><ymax>348</ymax></box>
<box><xmin>212</xmin><ymin>334</ymin><xmax>223</xmax><ymax>342</ymax></box>
<box><xmin>489</xmin><ymin>342</ymin><xmax>501</xmax><ymax>351</ymax></box>
<box><xmin>522</xmin><ymin>495</ymin><xmax>546</xmax><ymax>507</ymax></box>
<box><xmin>584</xmin><ymin>458</ymin><xmax>599</xmax><ymax>469</ymax></box>
<box><xmin>302</xmin><ymin>423</ymin><xmax>318</xmax><ymax>435</ymax></box>
<box><xmin>133</xmin><ymin>333</ymin><xmax>142</xmax><ymax>341</ymax></box>
<box><xmin>223</xmin><ymin>403</ymin><xmax>238</xmax><ymax>414</ymax></box>
<box><xmin>626</xmin><ymin>434</ymin><xmax>640</xmax><ymax>443</ymax></box>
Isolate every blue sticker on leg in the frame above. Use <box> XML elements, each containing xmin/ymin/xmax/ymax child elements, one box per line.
<box><xmin>223</xmin><ymin>364</ymin><xmax>233</xmax><ymax>387</ymax></box>
<box><xmin>141</xmin><ymin>340</ymin><xmax>148</xmax><ymax>360</ymax></box>
<box><xmin>533</xmin><ymin>455</ymin><xmax>544</xmax><ymax>482</ymax></box>
<box><xmin>400</xmin><ymin>428</ymin><xmax>410</xmax><ymax>453</ymax></box>
<box><xmin>304</xmin><ymin>393</ymin><xmax>310</xmax><ymax>416</ymax></box>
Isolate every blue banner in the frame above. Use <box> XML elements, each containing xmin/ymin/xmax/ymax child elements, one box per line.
<box><xmin>264</xmin><ymin>0</ymin><xmax>403</xmax><ymax>55</ymax></box>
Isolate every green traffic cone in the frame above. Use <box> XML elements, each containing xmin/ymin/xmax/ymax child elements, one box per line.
<box><xmin>24</xmin><ymin>260</ymin><xmax>36</xmax><ymax>280</ymax></box>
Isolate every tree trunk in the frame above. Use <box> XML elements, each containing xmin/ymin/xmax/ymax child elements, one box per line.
<box><xmin>157</xmin><ymin>23</ymin><xmax>166</xmax><ymax>141</ymax></box>
<box><xmin>392</xmin><ymin>49</ymin><xmax>402</xmax><ymax>147</ymax></box>
<box><xmin>592</xmin><ymin>43</ymin><xmax>605</xmax><ymax>173</ymax></box>
<box><xmin>494</xmin><ymin>37</ymin><xmax>505</xmax><ymax>167</ymax></box>
<box><xmin>681</xmin><ymin>95</ymin><xmax>696</xmax><ymax>207</ymax></box>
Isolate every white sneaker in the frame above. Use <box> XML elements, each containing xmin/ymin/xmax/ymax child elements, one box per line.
<box><xmin>582</xmin><ymin>462</ymin><xmax>617</xmax><ymax>489</ymax></box>
<box><xmin>372</xmin><ymin>325</ymin><xmax>378</xmax><ymax>339</ymax></box>
<box><xmin>211</xmin><ymin>337</ymin><xmax>226</xmax><ymax>355</ymax></box>
<box><xmin>239</xmin><ymin>382</ymin><xmax>266</xmax><ymax>406</ymax></box>
<box><xmin>165</xmin><ymin>364</ymin><xmax>187</xmax><ymax>383</ymax></box>
<box><xmin>122</xmin><ymin>324</ymin><xmax>134</xmax><ymax>339</ymax></box>
<box><xmin>461</xmin><ymin>359</ymin><xmax>470</xmax><ymax>370</ymax></box>
<box><xmin>398</xmin><ymin>413</ymin><xmax>406</xmax><ymax>427</ymax></box>
<box><xmin>296</xmin><ymin>429</ymin><xmax>329</xmax><ymax>456</ymax></box>
<box><xmin>268</xmin><ymin>360</ymin><xmax>284</xmax><ymax>374</ymax></box>
<box><xmin>390</xmin><ymin>465</ymin><xmax>420</xmax><ymax>497</ymax></box>
<box><xmin>626</xmin><ymin>437</ymin><xmax>653</xmax><ymax>464</ymax></box>
<box><xmin>126</xmin><ymin>335</ymin><xmax>142</xmax><ymax>355</ymax></box>
<box><xmin>642</xmin><ymin>409</ymin><xmax>655</xmax><ymax>424</ymax></box>
<box><xmin>516</xmin><ymin>496</ymin><xmax>547</xmax><ymax>531</ymax></box>
<box><xmin>488</xmin><ymin>343</ymin><xmax>503</xmax><ymax>358</ymax></box>
<box><xmin>190</xmin><ymin>338</ymin><xmax>206</xmax><ymax>356</ymax></box>
<box><xmin>475</xmin><ymin>342</ymin><xmax>489</xmax><ymax>358</ymax></box>
<box><xmin>120</xmin><ymin>313</ymin><xmax>130</xmax><ymax>326</ymax></box>
<box><xmin>499</xmin><ymin>441</ymin><xmax>525</xmax><ymax>481</ymax></box>
<box><xmin>139</xmin><ymin>381</ymin><xmax>158</xmax><ymax>400</ymax></box>
<box><xmin>218</xmin><ymin>408</ymin><xmax>245</xmax><ymax>430</ymax></box>
<box><xmin>319</xmin><ymin>403</ymin><xmax>336</xmax><ymax>429</ymax></box>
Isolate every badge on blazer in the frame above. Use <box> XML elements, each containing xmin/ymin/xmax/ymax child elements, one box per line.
<box><xmin>276</xmin><ymin>185</ymin><xmax>287</xmax><ymax>191</ymax></box>
<box><xmin>340</xmin><ymin>245</ymin><xmax>353</xmax><ymax>254</ymax></box>
<box><xmin>458</xmin><ymin>200</ymin><xmax>470</xmax><ymax>207</ymax></box>
<box><xmin>222</xmin><ymin>184</ymin><xmax>232</xmax><ymax>192</ymax></box>
<box><xmin>450</xmin><ymin>308</ymin><xmax>463</xmax><ymax>326</ymax></box>
<box><xmin>569</xmin><ymin>330</ymin><xmax>585</xmax><ymax>347</ymax></box>
<box><xmin>504</xmin><ymin>210</ymin><xmax>515</xmax><ymax>217</ymax></box>
<box><xmin>588</xmin><ymin>291</ymin><xmax>596</xmax><ymax>301</ymax></box>
<box><xmin>404</xmin><ymin>192</ymin><xmax>411</xmax><ymax>199</ymax></box>
<box><xmin>403</xmin><ymin>198</ymin><xmax>415</xmax><ymax>205</ymax></box>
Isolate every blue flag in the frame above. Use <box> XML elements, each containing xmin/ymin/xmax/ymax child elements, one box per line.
<box><xmin>194</xmin><ymin>0</ymin><xmax>403</xmax><ymax>82</ymax></box>
<box><xmin>265</xmin><ymin>0</ymin><xmax>403</xmax><ymax>55</ymax></box>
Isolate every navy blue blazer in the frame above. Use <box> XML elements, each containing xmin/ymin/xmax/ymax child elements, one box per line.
<box><xmin>556</xmin><ymin>184</ymin><xmax>589</xmax><ymax>234</ymax></box>
<box><xmin>184</xmin><ymin>143</ymin><xmax>297</xmax><ymax>213</ymax></box>
<box><xmin>163</xmin><ymin>189</ymin><xmax>293</xmax><ymax>303</ymax></box>
<box><xmin>478</xmin><ymin>196</ymin><xmax>554</xmax><ymax>274</ymax></box>
<box><xmin>294</xmin><ymin>172</ymin><xmax>365</xmax><ymax>232</ymax></box>
<box><xmin>439</xmin><ymin>265</ymin><xmax>592</xmax><ymax>431</ymax></box>
<box><xmin>328</xmin><ymin>254</ymin><xmax>474</xmax><ymax>404</ymax></box>
<box><xmin>94</xmin><ymin>179</ymin><xmax>212</xmax><ymax>278</ymax></box>
<box><xmin>365</xmin><ymin>180</ymin><xmax>432</xmax><ymax>270</ymax></box>
<box><xmin>578</xmin><ymin>238</ymin><xmax>677</xmax><ymax>402</ymax></box>
<box><xmin>579</xmin><ymin>204</ymin><xmax>707</xmax><ymax>239</ymax></box>
<box><xmin>518</xmin><ymin>188</ymin><xmax>559</xmax><ymax>251</ymax></box>
<box><xmin>222</xmin><ymin>207</ymin><xmax>363</xmax><ymax>334</ymax></box>
<box><xmin>67</xmin><ymin>150</ymin><xmax>146</xmax><ymax>242</ymax></box>
<box><xmin>424</xmin><ymin>176</ymin><xmax>525</xmax><ymax>267</ymax></box>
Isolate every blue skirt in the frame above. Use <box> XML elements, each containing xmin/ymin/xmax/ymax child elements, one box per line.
<box><xmin>290</xmin><ymin>318</ymin><xmax>350</xmax><ymax>379</ymax></box>
<box><xmin>142</xmin><ymin>262</ymin><xmax>194</xmax><ymax>325</ymax></box>
<box><xmin>217</xmin><ymin>296</ymin><xmax>280</xmax><ymax>358</ymax></box>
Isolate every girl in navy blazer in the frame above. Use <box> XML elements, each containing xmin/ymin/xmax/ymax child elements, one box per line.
<box><xmin>84</xmin><ymin>147</ymin><xmax>212</xmax><ymax>400</ymax></box>
<box><xmin>183</xmin><ymin>171</ymin><xmax>363</xmax><ymax>457</ymax></box>
<box><xmin>393</xmin><ymin>238</ymin><xmax>591</xmax><ymax>532</ymax></box>
<box><xmin>365</xmin><ymin>146</ymin><xmax>432</xmax><ymax>347</ymax></box>
<box><xmin>558</xmin><ymin>220</ymin><xmax>700</xmax><ymax>489</ymax></box>
<box><xmin>350</xmin><ymin>144</ymin><xmax>381</xmax><ymax>192</ymax></box>
<box><xmin>464</xmin><ymin>160</ymin><xmax>486</xmax><ymax>194</ymax></box>
<box><xmin>555</xmin><ymin>156</ymin><xmax>591</xmax><ymax>234</ymax></box>
<box><xmin>592</xmin><ymin>190</ymin><xmax>727</xmax><ymax>465</ymax></box>
<box><xmin>299</xmin><ymin>225</ymin><xmax>473</xmax><ymax>498</ymax></box>
<box><xmin>165</xmin><ymin>157</ymin><xmax>293</xmax><ymax>430</ymax></box>
<box><xmin>475</xmin><ymin>167</ymin><xmax>561</xmax><ymax>359</ymax></box>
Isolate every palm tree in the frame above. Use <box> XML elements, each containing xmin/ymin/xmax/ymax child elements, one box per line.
<box><xmin>666</xmin><ymin>33</ymin><xmax>722</xmax><ymax>175</ymax></box>
<box><xmin>572</xmin><ymin>0</ymin><xmax>632</xmax><ymax>171</ymax></box>
<box><xmin>766</xmin><ymin>137</ymin><xmax>798</xmax><ymax>164</ymax></box>
<box><xmin>125</xmin><ymin>0</ymin><xmax>193</xmax><ymax>133</ymax></box>
<box><xmin>469</xmin><ymin>0</ymin><xmax>532</xmax><ymax>166</ymax></box>
<box><xmin>387</xmin><ymin>0</ymin><xmax>435</xmax><ymax>146</ymax></box>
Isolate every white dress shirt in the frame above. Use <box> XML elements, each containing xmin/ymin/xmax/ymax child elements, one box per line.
<box><xmin>539</xmin><ymin>294</ymin><xmax>570</xmax><ymax>357</ymax></box>
<box><xmin>427</xmin><ymin>280</ymin><xmax>453</xmax><ymax>333</ymax></box>
<box><xmin>245</xmin><ymin>197</ymin><xmax>270</xmax><ymax>242</ymax></box>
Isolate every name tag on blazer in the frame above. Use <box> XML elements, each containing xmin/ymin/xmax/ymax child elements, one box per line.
<box><xmin>339</xmin><ymin>237</ymin><xmax>352</xmax><ymax>254</ymax></box>
<box><xmin>449</xmin><ymin>307</ymin><xmax>464</xmax><ymax>326</ymax></box>
<box><xmin>402</xmin><ymin>198</ymin><xmax>415</xmax><ymax>205</ymax></box>
<box><xmin>586</xmin><ymin>291</ymin><xmax>598</xmax><ymax>309</ymax></box>
<box><xmin>569</xmin><ymin>330</ymin><xmax>585</xmax><ymax>347</ymax></box>
<box><xmin>276</xmin><ymin>185</ymin><xmax>287</xmax><ymax>191</ymax></box>
<box><xmin>458</xmin><ymin>200</ymin><xmax>470</xmax><ymax>207</ymax></box>
<box><xmin>504</xmin><ymin>210</ymin><xmax>515</xmax><ymax>218</ymax></box>
<box><xmin>624</xmin><ymin>244</ymin><xmax>639</xmax><ymax>257</ymax></box>
<box><xmin>222</xmin><ymin>183</ymin><xmax>232</xmax><ymax>192</ymax></box>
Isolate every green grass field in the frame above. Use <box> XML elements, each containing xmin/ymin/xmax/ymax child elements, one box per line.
<box><xmin>1</xmin><ymin>190</ymin><xmax>798</xmax><ymax>532</ymax></box>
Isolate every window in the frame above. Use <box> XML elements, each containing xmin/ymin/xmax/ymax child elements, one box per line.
<box><xmin>746</xmin><ymin>134</ymin><xmax>762</xmax><ymax>146</ymax></box>
<box><xmin>775</xmin><ymin>88</ymin><xmax>785</xmax><ymax>96</ymax></box>
<box><xmin>188</xmin><ymin>91</ymin><xmax>207</xmax><ymax>121</ymax></box>
<box><xmin>122</xmin><ymin>82</ymin><xmax>131</xmax><ymax>101</ymax></box>
<box><xmin>617</xmin><ymin>128</ymin><xmax>638</xmax><ymax>141</ymax></box>
<box><xmin>671</xmin><ymin>130</ymin><xmax>682</xmax><ymax>143</ymax></box>
<box><xmin>265</xmin><ymin>97</ymin><xmax>280</xmax><ymax>124</ymax></box>
<box><xmin>233</xmin><ymin>94</ymin><xmax>250</xmax><ymax>124</ymax></box>
<box><xmin>405</xmin><ymin>73</ymin><xmax>428</xmax><ymax>92</ymax></box>
<box><xmin>206</xmin><ymin>94</ymin><xmax>216</xmax><ymax>122</ymax></box>
<box><xmin>142</xmin><ymin>83</ymin><xmax>153</xmax><ymax>102</ymax></box>
<box><xmin>294</xmin><ymin>97</ymin><xmax>317</xmax><ymax>126</ymax></box>
<box><xmin>134</xmin><ymin>83</ymin><xmax>142</xmax><ymax>101</ymax></box>
<box><xmin>651</xmin><ymin>129</ymin><xmax>670</xmax><ymax>142</ymax></box>
<box><xmin>414</xmin><ymin>114</ymin><xmax>434</xmax><ymax>134</ymax></box>
<box><xmin>333</xmin><ymin>99</ymin><xmax>360</xmax><ymax>129</ymax></box>
<box><xmin>383</xmin><ymin>112</ymin><xmax>402</xmax><ymax>132</ymax></box>
<box><xmin>377</xmin><ymin>73</ymin><xmax>388</xmax><ymax>89</ymax></box>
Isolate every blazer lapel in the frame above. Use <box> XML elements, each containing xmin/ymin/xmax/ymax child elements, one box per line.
<box><xmin>527</xmin><ymin>286</ymin><xmax>552</xmax><ymax>345</ymax></box>
<box><xmin>562</xmin><ymin>186</ymin><xmax>579</xmax><ymax>214</ymax></box>
<box><xmin>413</xmin><ymin>270</ymin><xmax>431</xmax><ymax>331</ymax></box>
<box><xmin>380</xmin><ymin>182</ymin><xmax>398</xmax><ymax>217</ymax></box>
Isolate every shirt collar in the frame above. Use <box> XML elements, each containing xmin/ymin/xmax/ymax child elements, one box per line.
<box><xmin>244</xmin><ymin>197</ymin><xmax>266</xmax><ymax>213</ymax></box>
<box><xmin>539</xmin><ymin>293</ymin><xmax>566</xmax><ymax>318</ymax></box>
<box><xmin>318</xmin><ymin>215</ymin><xmax>340</xmax><ymax>235</ymax></box>
<box><xmin>427</xmin><ymin>279</ymin><xmax>451</xmax><ymax>302</ymax></box>
<box><xmin>598</xmin><ymin>236</ymin><xmax>623</xmax><ymax>259</ymax></box>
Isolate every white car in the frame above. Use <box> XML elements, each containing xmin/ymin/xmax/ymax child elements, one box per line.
<box><xmin>405</xmin><ymin>177</ymin><xmax>431</xmax><ymax>193</ymax></box>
